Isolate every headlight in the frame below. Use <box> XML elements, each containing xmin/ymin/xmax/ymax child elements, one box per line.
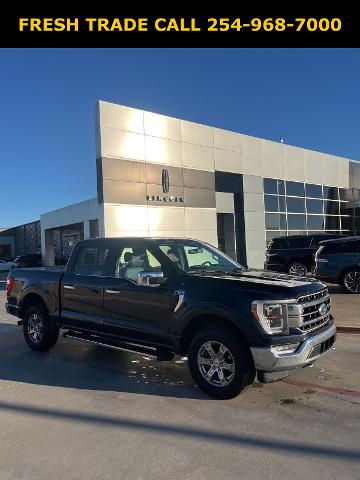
<box><xmin>251</xmin><ymin>301</ymin><xmax>289</xmax><ymax>335</ymax></box>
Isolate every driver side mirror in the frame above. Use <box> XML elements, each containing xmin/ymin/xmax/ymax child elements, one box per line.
<box><xmin>137</xmin><ymin>271</ymin><xmax>166</xmax><ymax>287</ymax></box>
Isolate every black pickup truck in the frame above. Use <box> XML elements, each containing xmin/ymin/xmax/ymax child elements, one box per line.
<box><xmin>6</xmin><ymin>237</ymin><xmax>336</xmax><ymax>399</ymax></box>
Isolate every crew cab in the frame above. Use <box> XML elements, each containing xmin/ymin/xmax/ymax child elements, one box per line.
<box><xmin>6</xmin><ymin>237</ymin><xmax>336</xmax><ymax>399</ymax></box>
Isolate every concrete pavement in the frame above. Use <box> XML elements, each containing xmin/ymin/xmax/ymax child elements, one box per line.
<box><xmin>0</xmin><ymin>290</ymin><xmax>359</xmax><ymax>479</ymax></box>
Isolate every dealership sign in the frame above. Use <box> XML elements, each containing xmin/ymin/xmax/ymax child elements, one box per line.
<box><xmin>147</xmin><ymin>168</ymin><xmax>185</xmax><ymax>204</ymax></box>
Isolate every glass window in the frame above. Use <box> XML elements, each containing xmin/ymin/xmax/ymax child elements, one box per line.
<box><xmin>339</xmin><ymin>188</ymin><xmax>349</xmax><ymax>201</ymax></box>
<box><xmin>112</xmin><ymin>246</ymin><xmax>163</xmax><ymax>282</ymax></box>
<box><xmin>287</xmin><ymin>214</ymin><xmax>306</xmax><ymax>230</ymax></box>
<box><xmin>264</xmin><ymin>178</ymin><xmax>278</xmax><ymax>195</ymax></box>
<box><xmin>74</xmin><ymin>247</ymin><xmax>109</xmax><ymax>276</ymax></box>
<box><xmin>264</xmin><ymin>195</ymin><xmax>279</xmax><ymax>212</ymax></box>
<box><xmin>306</xmin><ymin>199</ymin><xmax>323</xmax><ymax>214</ymax></box>
<box><xmin>287</xmin><ymin>197</ymin><xmax>305</xmax><ymax>213</ymax></box>
<box><xmin>265</xmin><ymin>213</ymin><xmax>280</xmax><ymax>230</ymax></box>
<box><xmin>159</xmin><ymin>240</ymin><xmax>240</xmax><ymax>273</ymax></box>
<box><xmin>305</xmin><ymin>183</ymin><xmax>323</xmax><ymax>198</ymax></box>
<box><xmin>324</xmin><ymin>200</ymin><xmax>340</xmax><ymax>215</ymax></box>
<box><xmin>286</xmin><ymin>181</ymin><xmax>305</xmax><ymax>197</ymax></box>
<box><xmin>307</xmin><ymin>215</ymin><xmax>324</xmax><ymax>230</ymax></box>
<box><xmin>324</xmin><ymin>216</ymin><xmax>340</xmax><ymax>230</ymax></box>
<box><xmin>278</xmin><ymin>196</ymin><xmax>286</xmax><ymax>212</ymax></box>
<box><xmin>279</xmin><ymin>214</ymin><xmax>287</xmax><ymax>229</ymax></box>
<box><xmin>323</xmin><ymin>186</ymin><xmax>339</xmax><ymax>201</ymax></box>
<box><xmin>277</xmin><ymin>180</ymin><xmax>285</xmax><ymax>196</ymax></box>
<box><xmin>340</xmin><ymin>202</ymin><xmax>351</xmax><ymax>216</ymax></box>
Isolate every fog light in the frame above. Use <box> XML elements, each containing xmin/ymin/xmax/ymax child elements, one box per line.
<box><xmin>272</xmin><ymin>343</ymin><xmax>299</xmax><ymax>355</ymax></box>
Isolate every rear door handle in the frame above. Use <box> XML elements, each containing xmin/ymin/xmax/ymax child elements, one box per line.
<box><xmin>64</xmin><ymin>284</ymin><xmax>75</xmax><ymax>290</ymax></box>
<box><xmin>105</xmin><ymin>289</ymin><xmax>121</xmax><ymax>294</ymax></box>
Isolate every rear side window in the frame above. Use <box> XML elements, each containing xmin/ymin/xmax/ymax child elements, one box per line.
<box><xmin>287</xmin><ymin>237</ymin><xmax>312</xmax><ymax>249</ymax></box>
<box><xmin>74</xmin><ymin>247</ymin><xmax>109</xmax><ymax>276</ymax></box>
<box><xmin>269</xmin><ymin>238</ymin><xmax>288</xmax><ymax>249</ymax></box>
<box><xmin>323</xmin><ymin>241</ymin><xmax>360</xmax><ymax>255</ymax></box>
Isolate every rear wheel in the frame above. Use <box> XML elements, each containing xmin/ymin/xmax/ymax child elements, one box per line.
<box><xmin>188</xmin><ymin>328</ymin><xmax>255</xmax><ymax>399</ymax></box>
<box><xmin>23</xmin><ymin>305</ymin><xmax>59</xmax><ymax>351</ymax></box>
<box><xmin>288</xmin><ymin>262</ymin><xmax>307</xmax><ymax>276</ymax></box>
<box><xmin>341</xmin><ymin>269</ymin><xmax>360</xmax><ymax>294</ymax></box>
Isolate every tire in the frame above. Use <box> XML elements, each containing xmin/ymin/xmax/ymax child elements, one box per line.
<box><xmin>288</xmin><ymin>262</ymin><xmax>307</xmax><ymax>276</ymax></box>
<box><xmin>23</xmin><ymin>305</ymin><xmax>59</xmax><ymax>351</ymax></box>
<box><xmin>341</xmin><ymin>269</ymin><xmax>360</xmax><ymax>294</ymax></box>
<box><xmin>188</xmin><ymin>327</ymin><xmax>255</xmax><ymax>400</ymax></box>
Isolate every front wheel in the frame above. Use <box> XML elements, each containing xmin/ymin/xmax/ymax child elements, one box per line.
<box><xmin>188</xmin><ymin>328</ymin><xmax>255</xmax><ymax>399</ymax></box>
<box><xmin>341</xmin><ymin>269</ymin><xmax>360</xmax><ymax>294</ymax></box>
<box><xmin>23</xmin><ymin>305</ymin><xmax>59</xmax><ymax>351</ymax></box>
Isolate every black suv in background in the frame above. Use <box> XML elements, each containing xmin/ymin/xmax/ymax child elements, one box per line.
<box><xmin>265</xmin><ymin>233</ymin><xmax>345</xmax><ymax>276</ymax></box>
<box><xmin>314</xmin><ymin>236</ymin><xmax>360</xmax><ymax>293</ymax></box>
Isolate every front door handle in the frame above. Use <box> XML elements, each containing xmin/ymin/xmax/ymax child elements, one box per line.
<box><xmin>64</xmin><ymin>284</ymin><xmax>75</xmax><ymax>290</ymax></box>
<box><xmin>105</xmin><ymin>289</ymin><xmax>121</xmax><ymax>294</ymax></box>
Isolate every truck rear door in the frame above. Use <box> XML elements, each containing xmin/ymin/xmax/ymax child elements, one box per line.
<box><xmin>61</xmin><ymin>244</ymin><xmax>110</xmax><ymax>332</ymax></box>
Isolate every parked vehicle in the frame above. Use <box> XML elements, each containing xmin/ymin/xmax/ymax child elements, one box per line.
<box><xmin>6</xmin><ymin>237</ymin><xmax>336</xmax><ymax>399</ymax></box>
<box><xmin>314</xmin><ymin>236</ymin><xmax>360</xmax><ymax>293</ymax></box>
<box><xmin>12</xmin><ymin>253</ymin><xmax>42</xmax><ymax>269</ymax></box>
<box><xmin>264</xmin><ymin>233</ymin><xmax>346</xmax><ymax>276</ymax></box>
<box><xmin>0</xmin><ymin>259</ymin><xmax>13</xmax><ymax>271</ymax></box>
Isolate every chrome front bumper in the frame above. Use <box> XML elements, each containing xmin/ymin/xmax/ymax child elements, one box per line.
<box><xmin>251</xmin><ymin>323</ymin><xmax>336</xmax><ymax>372</ymax></box>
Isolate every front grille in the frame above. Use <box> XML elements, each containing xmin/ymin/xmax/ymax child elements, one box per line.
<box><xmin>288</xmin><ymin>288</ymin><xmax>332</xmax><ymax>333</ymax></box>
<box><xmin>297</xmin><ymin>288</ymin><xmax>328</xmax><ymax>304</ymax></box>
<box><xmin>308</xmin><ymin>335</ymin><xmax>335</xmax><ymax>359</ymax></box>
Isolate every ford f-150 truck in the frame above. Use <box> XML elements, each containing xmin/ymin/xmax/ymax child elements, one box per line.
<box><xmin>6</xmin><ymin>237</ymin><xmax>336</xmax><ymax>399</ymax></box>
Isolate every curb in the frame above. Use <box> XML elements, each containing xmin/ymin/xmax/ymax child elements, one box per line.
<box><xmin>336</xmin><ymin>325</ymin><xmax>360</xmax><ymax>334</ymax></box>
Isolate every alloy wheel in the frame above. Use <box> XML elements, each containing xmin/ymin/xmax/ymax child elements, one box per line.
<box><xmin>27</xmin><ymin>313</ymin><xmax>44</xmax><ymax>343</ymax></box>
<box><xmin>289</xmin><ymin>262</ymin><xmax>307</xmax><ymax>276</ymax></box>
<box><xmin>197</xmin><ymin>341</ymin><xmax>235</xmax><ymax>387</ymax></box>
<box><xmin>344</xmin><ymin>271</ymin><xmax>360</xmax><ymax>293</ymax></box>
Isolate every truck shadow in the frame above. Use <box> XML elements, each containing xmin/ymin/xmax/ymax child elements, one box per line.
<box><xmin>0</xmin><ymin>324</ymin><xmax>208</xmax><ymax>400</ymax></box>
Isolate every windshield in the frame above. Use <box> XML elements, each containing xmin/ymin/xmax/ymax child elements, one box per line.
<box><xmin>158</xmin><ymin>240</ymin><xmax>244</xmax><ymax>274</ymax></box>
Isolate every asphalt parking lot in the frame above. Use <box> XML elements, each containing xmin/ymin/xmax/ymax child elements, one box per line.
<box><xmin>0</xmin><ymin>288</ymin><xmax>359</xmax><ymax>479</ymax></box>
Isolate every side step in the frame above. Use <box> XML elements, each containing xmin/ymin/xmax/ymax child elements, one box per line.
<box><xmin>63</xmin><ymin>330</ymin><xmax>174</xmax><ymax>361</ymax></box>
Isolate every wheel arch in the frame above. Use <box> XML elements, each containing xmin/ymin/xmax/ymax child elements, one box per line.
<box><xmin>19</xmin><ymin>292</ymin><xmax>49</xmax><ymax>319</ymax></box>
<box><xmin>179</xmin><ymin>313</ymin><xmax>250</xmax><ymax>355</ymax></box>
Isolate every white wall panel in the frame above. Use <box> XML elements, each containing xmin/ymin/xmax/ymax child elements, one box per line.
<box><xmin>215</xmin><ymin>192</ymin><xmax>234</xmax><ymax>213</ymax></box>
<box><xmin>145</xmin><ymin>136</ymin><xmax>182</xmax><ymax>166</ymax></box>
<box><xmin>99</xmin><ymin>128</ymin><xmax>145</xmax><ymax>161</ymax></box>
<box><xmin>183</xmin><ymin>142</ymin><xmax>214</xmax><ymax>171</ymax></box>
<box><xmin>214</xmin><ymin>149</ymin><xmax>243</xmax><ymax>174</ymax></box>
<box><xmin>181</xmin><ymin>120</ymin><xmax>213</xmax><ymax>147</ymax></box>
<box><xmin>144</xmin><ymin>112</ymin><xmax>182</xmax><ymax>141</ymax></box>
<box><xmin>147</xmin><ymin>206</ymin><xmax>185</xmax><ymax>231</ymax></box>
<box><xmin>184</xmin><ymin>208</ymin><xmax>217</xmax><ymax>231</ymax></box>
<box><xmin>213</xmin><ymin>128</ymin><xmax>242</xmax><ymax>152</ymax></box>
<box><xmin>98</xmin><ymin>101</ymin><xmax>144</xmax><ymax>134</ymax></box>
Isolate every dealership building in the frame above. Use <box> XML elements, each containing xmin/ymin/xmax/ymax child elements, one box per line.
<box><xmin>1</xmin><ymin>100</ymin><xmax>360</xmax><ymax>268</ymax></box>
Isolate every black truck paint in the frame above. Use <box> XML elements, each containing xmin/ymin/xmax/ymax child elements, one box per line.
<box><xmin>6</xmin><ymin>237</ymin><xmax>336</xmax><ymax>399</ymax></box>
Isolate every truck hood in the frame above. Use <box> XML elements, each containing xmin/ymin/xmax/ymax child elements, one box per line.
<box><xmin>188</xmin><ymin>268</ymin><xmax>325</xmax><ymax>298</ymax></box>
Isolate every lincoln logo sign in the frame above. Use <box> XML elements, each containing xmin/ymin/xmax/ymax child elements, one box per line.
<box><xmin>162</xmin><ymin>169</ymin><xmax>170</xmax><ymax>193</ymax></box>
<box><xmin>146</xmin><ymin>168</ymin><xmax>185</xmax><ymax>204</ymax></box>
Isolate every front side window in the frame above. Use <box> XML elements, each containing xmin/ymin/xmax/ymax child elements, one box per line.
<box><xmin>111</xmin><ymin>245</ymin><xmax>163</xmax><ymax>282</ymax></box>
<box><xmin>159</xmin><ymin>240</ymin><xmax>241</xmax><ymax>273</ymax></box>
<box><xmin>74</xmin><ymin>247</ymin><xmax>109</xmax><ymax>276</ymax></box>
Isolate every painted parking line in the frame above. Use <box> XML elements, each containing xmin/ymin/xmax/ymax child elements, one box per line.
<box><xmin>284</xmin><ymin>378</ymin><xmax>360</xmax><ymax>397</ymax></box>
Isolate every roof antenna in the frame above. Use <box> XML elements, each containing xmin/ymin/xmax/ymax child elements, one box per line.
<box><xmin>279</xmin><ymin>137</ymin><xmax>284</xmax><ymax>144</ymax></box>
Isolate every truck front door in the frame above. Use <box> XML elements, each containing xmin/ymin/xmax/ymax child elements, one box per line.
<box><xmin>102</xmin><ymin>242</ymin><xmax>174</xmax><ymax>348</ymax></box>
